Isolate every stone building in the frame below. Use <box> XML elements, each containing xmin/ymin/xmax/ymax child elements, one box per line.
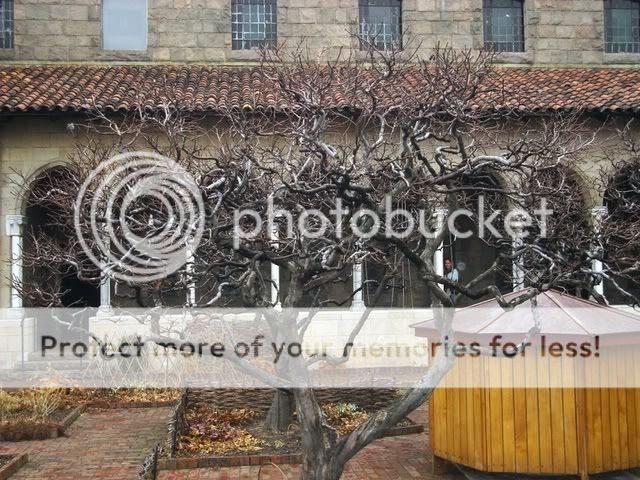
<box><xmin>0</xmin><ymin>0</ymin><xmax>640</xmax><ymax>368</ymax></box>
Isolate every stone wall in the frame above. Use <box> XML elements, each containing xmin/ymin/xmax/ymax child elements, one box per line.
<box><xmin>0</xmin><ymin>0</ymin><xmax>636</xmax><ymax>65</ymax></box>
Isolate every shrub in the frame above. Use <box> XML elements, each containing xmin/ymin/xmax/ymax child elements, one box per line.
<box><xmin>0</xmin><ymin>391</ymin><xmax>22</xmax><ymax>421</ymax></box>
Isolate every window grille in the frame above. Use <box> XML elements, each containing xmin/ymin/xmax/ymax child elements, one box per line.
<box><xmin>0</xmin><ymin>0</ymin><xmax>13</xmax><ymax>49</ymax></box>
<box><xmin>483</xmin><ymin>0</ymin><xmax>525</xmax><ymax>53</ymax></box>
<box><xmin>231</xmin><ymin>0</ymin><xmax>277</xmax><ymax>50</ymax></box>
<box><xmin>359</xmin><ymin>0</ymin><xmax>402</xmax><ymax>51</ymax></box>
<box><xmin>605</xmin><ymin>0</ymin><xmax>640</xmax><ymax>53</ymax></box>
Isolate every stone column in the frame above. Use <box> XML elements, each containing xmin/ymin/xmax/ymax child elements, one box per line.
<box><xmin>351</xmin><ymin>263</ymin><xmax>365</xmax><ymax>310</ymax></box>
<box><xmin>433</xmin><ymin>208</ymin><xmax>447</xmax><ymax>283</ymax></box>
<box><xmin>270</xmin><ymin>223</ymin><xmax>281</xmax><ymax>307</ymax></box>
<box><xmin>510</xmin><ymin>214</ymin><xmax>526</xmax><ymax>290</ymax></box>
<box><xmin>5</xmin><ymin>215</ymin><xmax>25</xmax><ymax>310</ymax></box>
<box><xmin>186</xmin><ymin>240</ymin><xmax>196</xmax><ymax>306</ymax></box>
<box><xmin>99</xmin><ymin>262</ymin><xmax>112</xmax><ymax>311</ymax></box>
<box><xmin>591</xmin><ymin>206</ymin><xmax>608</xmax><ymax>297</ymax></box>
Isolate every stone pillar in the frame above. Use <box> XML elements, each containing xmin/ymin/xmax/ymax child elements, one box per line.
<box><xmin>591</xmin><ymin>206</ymin><xmax>608</xmax><ymax>297</ymax></box>
<box><xmin>3</xmin><ymin>215</ymin><xmax>33</xmax><ymax>368</ymax></box>
<box><xmin>5</xmin><ymin>215</ymin><xmax>25</xmax><ymax>310</ymax></box>
<box><xmin>186</xmin><ymin>240</ymin><xmax>196</xmax><ymax>306</ymax></box>
<box><xmin>433</xmin><ymin>208</ymin><xmax>447</xmax><ymax>284</ymax></box>
<box><xmin>99</xmin><ymin>261</ymin><xmax>112</xmax><ymax>311</ymax></box>
<box><xmin>352</xmin><ymin>263</ymin><xmax>365</xmax><ymax>310</ymax></box>
<box><xmin>270</xmin><ymin>223</ymin><xmax>281</xmax><ymax>307</ymax></box>
<box><xmin>510</xmin><ymin>214</ymin><xmax>526</xmax><ymax>290</ymax></box>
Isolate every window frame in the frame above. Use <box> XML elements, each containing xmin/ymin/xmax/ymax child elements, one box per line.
<box><xmin>231</xmin><ymin>0</ymin><xmax>278</xmax><ymax>51</ymax></box>
<box><xmin>101</xmin><ymin>0</ymin><xmax>149</xmax><ymax>51</ymax></box>
<box><xmin>358</xmin><ymin>0</ymin><xmax>402</xmax><ymax>51</ymax></box>
<box><xmin>0</xmin><ymin>0</ymin><xmax>14</xmax><ymax>50</ymax></box>
<box><xmin>604</xmin><ymin>0</ymin><xmax>640</xmax><ymax>54</ymax></box>
<box><xmin>483</xmin><ymin>0</ymin><xmax>525</xmax><ymax>53</ymax></box>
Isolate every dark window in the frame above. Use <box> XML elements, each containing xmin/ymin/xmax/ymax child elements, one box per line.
<box><xmin>483</xmin><ymin>0</ymin><xmax>524</xmax><ymax>53</ymax></box>
<box><xmin>359</xmin><ymin>0</ymin><xmax>402</xmax><ymax>50</ymax></box>
<box><xmin>605</xmin><ymin>0</ymin><xmax>640</xmax><ymax>53</ymax></box>
<box><xmin>0</xmin><ymin>0</ymin><xmax>13</xmax><ymax>49</ymax></box>
<box><xmin>231</xmin><ymin>0</ymin><xmax>277</xmax><ymax>50</ymax></box>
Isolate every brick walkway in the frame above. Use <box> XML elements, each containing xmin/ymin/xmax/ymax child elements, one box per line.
<box><xmin>0</xmin><ymin>403</ymin><xmax>463</xmax><ymax>479</ymax></box>
<box><xmin>158</xmin><ymin>432</ymin><xmax>464</xmax><ymax>480</ymax></box>
<box><xmin>0</xmin><ymin>407</ymin><xmax>171</xmax><ymax>480</ymax></box>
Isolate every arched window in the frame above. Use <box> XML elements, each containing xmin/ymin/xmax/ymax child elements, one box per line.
<box><xmin>603</xmin><ymin>162</ymin><xmax>640</xmax><ymax>304</ymax></box>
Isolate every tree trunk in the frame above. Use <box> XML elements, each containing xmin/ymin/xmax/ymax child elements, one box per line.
<box><xmin>265</xmin><ymin>389</ymin><xmax>294</xmax><ymax>431</ymax></box>
<box><xmin>299</xmin><ymin>452</ymin><xmax>344</xmax><ymax>480</ymax></box>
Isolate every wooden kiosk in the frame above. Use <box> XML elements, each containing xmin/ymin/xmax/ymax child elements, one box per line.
<box><xmin>413</xmin><ymin>291</ymin><xmax>640</xmax><ymax>479</ymax></box>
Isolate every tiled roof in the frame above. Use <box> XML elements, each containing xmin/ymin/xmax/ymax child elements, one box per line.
<box><xmin>0</xmin><ymin>64</ymin><xmax>639</xmax><ymax>114</ymax></box>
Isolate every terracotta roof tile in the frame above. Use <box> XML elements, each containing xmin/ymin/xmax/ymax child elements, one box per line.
<box><xmin>0</xmin><ymin>65</ymin><xmax>639</xmax><ymax>113</ymax></box>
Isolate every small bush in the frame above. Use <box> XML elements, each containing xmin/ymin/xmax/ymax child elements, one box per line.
<box><xmin>321</xmin><ymin>402</ymin><xmax>369</xmax><ymax>435</ymax></box>
<box><xmin>25</xmin><ymin>388</ymin><xmax>63</xmax><ymax>421</ymax></box>
<box><xmin>0</xmin><ymin>391</ymin><xmax>22</xmax><ymax>421</ymax></box>
<box><xmin>178</xmin><ymin>405</ymin><xmax>262</xmax><ymax>455</ymax></box>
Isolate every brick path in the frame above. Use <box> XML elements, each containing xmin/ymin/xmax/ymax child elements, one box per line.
<box><xmin>0</xmin><ymin>402</ymin><xmax>463</xmax><ymax>479</ymax></box>
<box><xmin>0</xmin><ymin>407</ymin><xmax>171</xmax><ymax>480</ymax></box>
<box><xmin>158</xmin><ymin>432</ymin><xmax>464</xmax><ymax>480</ymax></box>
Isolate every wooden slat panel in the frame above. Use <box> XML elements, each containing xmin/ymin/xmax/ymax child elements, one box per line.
<box><xmin>463</xmin><ymin>357</ymin><xmax>476</xmax><ymax>468</ymax></box>
<box><xmin>586</xmin><ymin>359</ymin><xmax>604</xmax><ymax>473</ymax></box>
<box><xmin>487</xmin><ymin>358</ymin><xmax>504</xmax><ymax>471</ymax></box>
<box><xmin>549</xmin><ymin>355</ymin><xmax>566</xmax><ymax>473</ymax></box>
<box><xmin>633</xmin><ymin>348</ymin><xmax>640</xmax><ymax>466</ymax></box>
<box><xmin>524</xmin><ymin>348</ymin><xmax>541</xmax><ymax>473</ymax></box>
<box><xmin>600</xmin><ymin>351</ymin><xmax>613</xmax><ymax>471</ymax></box>
<box><xmin>608</xmin><ymin>350</ymin><xmax>622</xmax><ymax>470</ymax></box>
<box><xmin>501</xmin><ymin>356</ymin><xmax>516</xmax><ymax>473</ymax></box>
<box><xmin>473</xmin><ymin>356</ymin><xmax>486</xmax><ymax>470</ymax></box>
<box><xmin>561</xmin><ymin>355</ymin><xmax>578</xmax><ymax>473</ymax></box>
<box><xmin>616</xmin><ymin>349</ymin><xmax>630</xmax><ymax>469</ymax></box>
<box><xmin>513</xmin><ymin>355</ymin><xmax>528</xmax><ymax>472</ymax></box>
<box><xmin>537</xmin><ymin>352</ymin><xmax>554</xmax><ymax>473</ymax></box>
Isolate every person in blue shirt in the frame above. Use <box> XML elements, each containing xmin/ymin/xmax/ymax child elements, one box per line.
<box><xmin>444</xmin><ymin>258</ymin><xmax>459</xmax><ymax>304</ymax></box>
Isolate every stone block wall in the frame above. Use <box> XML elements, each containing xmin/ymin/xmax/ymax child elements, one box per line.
<box><xmin>0</xmin><ymin>0</ymin><xmax>635</xmax><ymax>64</ymax></box>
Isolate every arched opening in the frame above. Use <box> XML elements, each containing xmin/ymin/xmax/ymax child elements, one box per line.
<box><xmin>603</xmin><ymin>161</ymin><xmax>640</xmax><ymax>304</ymax></box>
<box><xmin>521</xmin><ymin>166</ymin><xmax>593</xmax><ymax>298</ymax></box>
<box><xmin>445</xmin><ymin>171</ymin><xmax>511</xmax><ymax>307</ymax></box>
<box><xmin>23</xmin><ymin>168</ymin><xmax>99</xmax><ymax>339</ymax></box>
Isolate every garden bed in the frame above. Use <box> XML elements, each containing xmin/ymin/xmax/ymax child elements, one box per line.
<box><xmin>0</xmin><ymin>404</ymin><xmax>85</xmax><ymax>441</ymax></box>
<box><xmin>68</xmin><ymin>388</ymin><xmax>182</xmax><ymax>409</ymax></box>
<box><xmin>159</xmin><ymin>388</ymin><xmax>424</xmax><ymax>470</ymax></box>
<box><xmin>0</xmin><ymin>388</ymin><xmax>180</xmax><ymax>442</ymax></box>
<box><xmin>0</xmin><ymin>453</ymin><xmax>28</xmax><ymax>480</ymax></box>
<box><xmin>0</xmin><ymin>389</ymin><xmax>88</xmax><ymax>442</ymax></box>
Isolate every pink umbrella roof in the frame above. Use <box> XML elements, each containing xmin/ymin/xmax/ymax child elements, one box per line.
<box><xmin>412</xmin><ymin>290</ymin><xmax>640</xmax><ymax>345</ymax></box>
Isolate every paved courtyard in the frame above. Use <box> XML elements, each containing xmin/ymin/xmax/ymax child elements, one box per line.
<box><xmin>0</xmin><ymin>407</ymin><xmax>171</xmax><ymax>480</ymax></box>
<box><xmin>0</xmin><ymin>404</ymin><xmax>463</xmax><ymax>479</ymax></box>
<box><xmin>157</xmin><ymin>432</ymin><xmax>463</xmax><ymax>480</ymax></box>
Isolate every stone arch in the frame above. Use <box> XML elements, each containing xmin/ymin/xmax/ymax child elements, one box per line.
<box><xmin>602</xmin><ymin>159</ymin><xmax>640</xmax><ymax>304</ymax></box>
<box><xmin>13</xmin><ymin>161</ymin><xmax>70</xmax><ymax>217</ymax></box>
<box><xmin>444</xmin><ymin>169</ymin><xmax>511</xmax><ymax>306</ymax></box>
<box><xmin>22</xmin><ymin>165</ymin><xmax>100</xmax><ymax>311</ymax></box>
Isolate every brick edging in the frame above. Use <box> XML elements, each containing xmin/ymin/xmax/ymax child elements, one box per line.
<box><xmin>0</xmin><ymin>404</ymin><xmax>85</xmax><ymax>442</ymax></box>
<box><xmin>383</xmin><ymin>423</ymin><xmax>425</xmax><ymax>437</ymax></box>
<box><xmin>0</xmin><ymin>452</ymin><xmax>28</xmax><ymax>480</ymax></box>
<box><xmin>59</xmin><ymin>404</ymin><xmax>87</xmax><ymax>433</ymax></box>
<box><xmin>158</xmin><ymin>422</ymin><xmax>425</xmax><ymax>471</ymax></box>
<box><xmin>158</xmin><ymin>452</ymin><xmax>302</xmax><ymax>470</ymax></box>
<box><xmin>86</xmin><ymin>400</ymin><xmax>177</xmax><ymax>409</ymax></box>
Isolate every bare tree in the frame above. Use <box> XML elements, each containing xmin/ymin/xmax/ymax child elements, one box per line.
<box><xmin>15</xmin><ymin>41</ymin><xmax>639</xmax><ymax>479</ymax></box>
